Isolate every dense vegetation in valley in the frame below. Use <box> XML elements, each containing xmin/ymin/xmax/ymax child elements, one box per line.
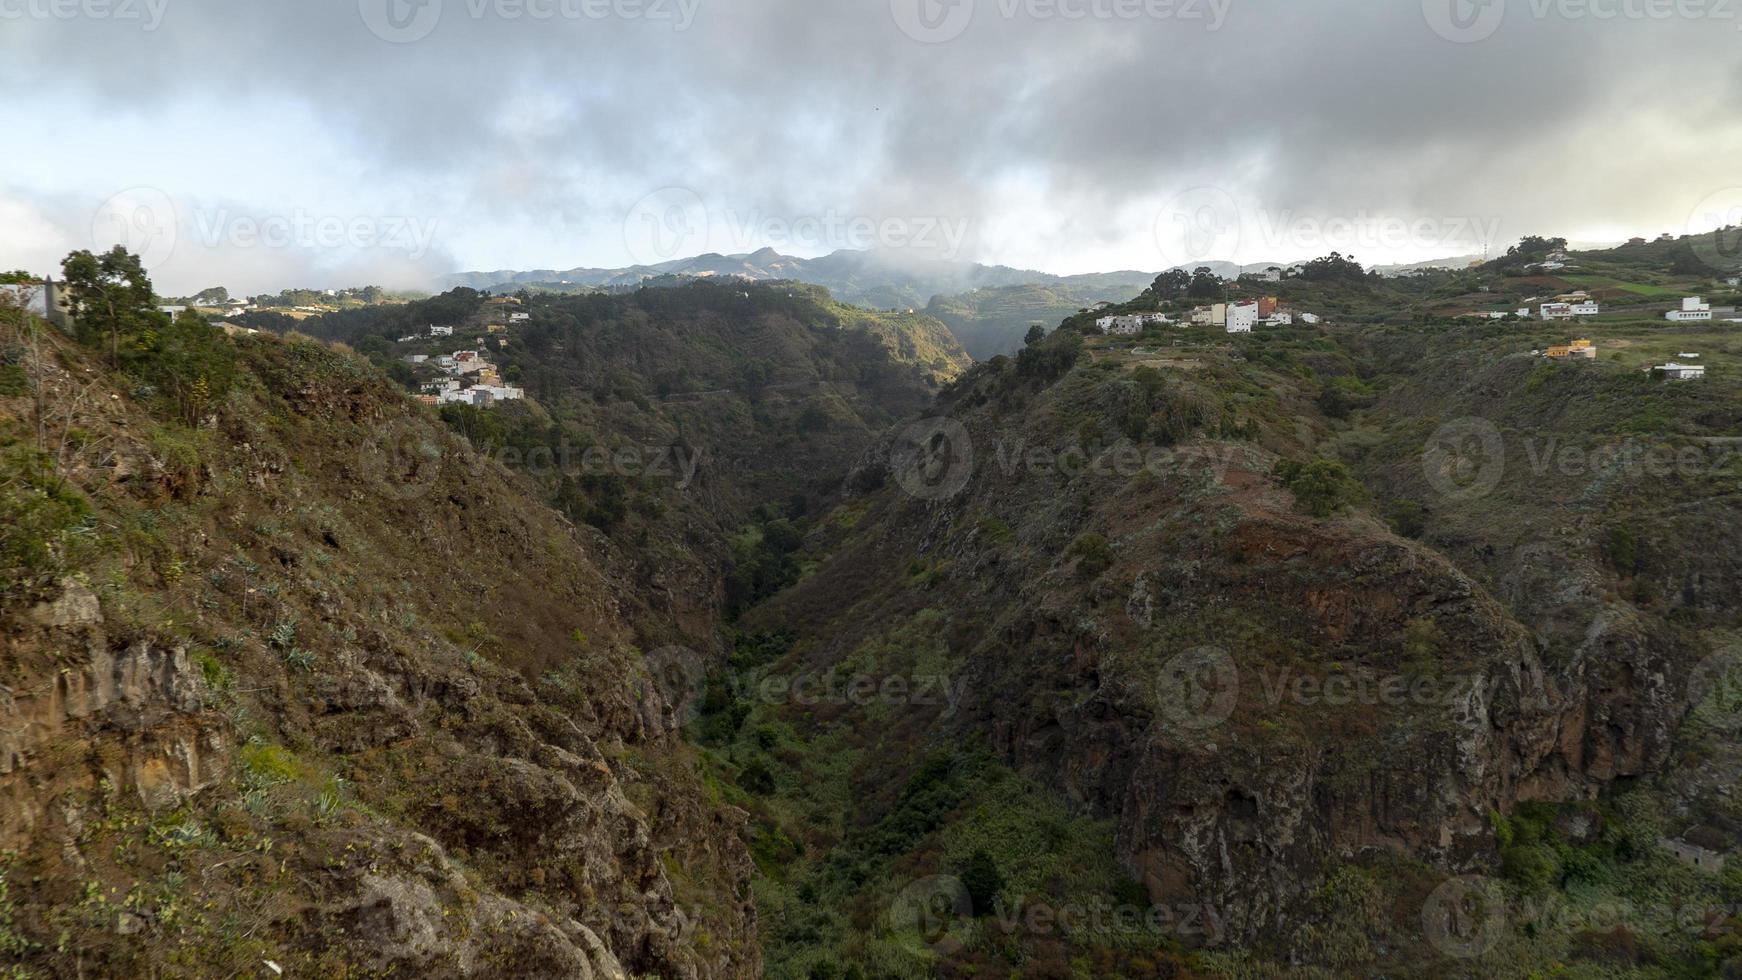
<box><xmin>4</xmin><ymin>230</ymin><xmax>1742</xmax><ymax>978</ymax></box>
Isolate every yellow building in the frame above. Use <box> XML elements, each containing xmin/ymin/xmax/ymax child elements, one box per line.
<box><xmin>1545</xmin><ymin>339</ymin><xmax>1596</xmax><ymax>360</ymax></box>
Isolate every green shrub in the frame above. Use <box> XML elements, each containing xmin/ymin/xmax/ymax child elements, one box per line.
<box><xmin>0</xmin><ymin>364</ymin><xmax>26</xmax><ymax>397</ymax></box>
<box><xmin>1502</xmin><ymin>843</ymin><xmax>1558</xmax><ymax>892</ymax></box>
<box><xmin>1604</xmin><ymin>524</ymin><xmax>1641</xmax><ymax>575</ymax></box>
<box><xmin>958</xmin><ymin>849</ymin><xmax>1005</xmax><ymax>917</ymax></box>
<box><xmin>240</xmin><ymin>743</ymin><xmax>303</xmax><ymax>785</ymax></box>
<box><xmin>0</xmin><ymin>438</ymin><xmax>91</xmax><ymax>602</ymax></box>
<box><xmin>1066</xmin><ymin>533</ymin><xmax>1114</xmax><ymax>579</ymax></box>
<box><xmin>1274</xmin><ymin>457</ymin><xmax>1368</xmax><ymax>519</ymax></box>
<box><xmin>1382</xmin><ymin>499</ymin><xmax>1427</xmax><ymax>538</ymax></box>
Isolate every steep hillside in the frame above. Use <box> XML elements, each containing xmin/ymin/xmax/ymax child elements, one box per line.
<box><xmin>0</xmin><ymin>323</ymin><xmax>758</xmax><ymax>977</ymax></box>
<box><xmin>697</xmin><ymin>321</ymin><xmax>1742</xmax><ymax>977</ymax></box>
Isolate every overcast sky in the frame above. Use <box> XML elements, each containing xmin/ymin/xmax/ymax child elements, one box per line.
<box><xmin>3</xmin><ymin>0</ymin><xmax>1741</xmax><ymax>295</ymax></box>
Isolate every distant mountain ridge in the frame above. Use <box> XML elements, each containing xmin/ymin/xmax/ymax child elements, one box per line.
<box><xmin>442</xmin><ymin>247</ymin><xmax>1172</xmax><ymax>310</ymax></box>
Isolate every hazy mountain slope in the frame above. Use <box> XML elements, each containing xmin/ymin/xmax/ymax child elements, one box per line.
<box><xmin>0</xmin><ymin>326</ymin><xmax>759</xmax><ymax>978</ymax></box>
<box><xmin>924</xmin><ymin>282</ymin><xmax>1135</xmax><ymax>359</ymax></box>
<box><xmin>441</xmin><ymin>248</ymin><xmax>1156</xmax><ymax>308</ymax></box>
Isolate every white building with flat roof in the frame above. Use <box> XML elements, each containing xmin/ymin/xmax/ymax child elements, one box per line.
<box><xmin>1227</xmin><ymin>301</ymin><xmax>1259</xmax><ymax>334</ymax></box>
<box><xmin>1656</xmin><ymin>362</ymin><xmax>1706</xmax><ymax>380</ymax></box>
<box><xmin>1666</xmin><ymin>297</ymin><xmax>1713</xmax><ymax>322</ymax></box>
<box><xmin>1542</xmin><ymin>301</ymin><xmax>1600</xmax><ymax>320</ymax></box>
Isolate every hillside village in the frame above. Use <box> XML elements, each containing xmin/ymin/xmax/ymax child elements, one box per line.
<box><xmin>1095</xmin><ymin>297</ymin><xmax>1321</xmax><ymax>336</ymax></box>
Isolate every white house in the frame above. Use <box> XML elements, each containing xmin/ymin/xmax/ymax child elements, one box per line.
<box><xmin>1298</xmin><ymin>312</ymin><xmax>1322</xmax><ymax>325</ymax></box>
<box><xmin>429</xmin><ymin>324</ymin><xmax>454</xmax><ymax>337</ymax></box>
<box><xmin>1656</xmin><ymin>362</ymin><xmax>1706</xmax><ymax>380</ymax></box>
<box><xmin>1516</xmin><ymin>308</ymin><xmax>1532</xmax><ymax>318</ymax></box>
<box><xmin>402</xmin><ymin>354</ymin><xmax>428</xmax><ymax>364</ymax></box>
<box><xmin>398</xmin><ymin>334</ymin><xmax>421</xmax><ymax>343</ymax></box>
<box><xmin>1095</xmin><ymin>315</ymin><xmax>1117</xmax><ymax>332</ymax></box>
<box><xmin>1665</xmin><ymin>297</ymin><xmax>1713</xmax><ymax>322</ymax></box>
<box><xmin>1540</xmin><ymin>301</ymin><xmax>1597</xmax><ymax>320</ymax></box>
<box><xmin>1262</xmin><ymin>311</ymin><xmax>1293</xmax><ymax>327</ymax></box>
<box><xmin>474</xmin><ymin>384</ymin><xmax>525</xmax><ymax>402</ymax></box>
<box><xmin>509</xmin><ymin>312</ymin><xmax>531</xmax><ymax>323</ymax></box>
<box><xmin>1109</xmin><ymin>316</ymin><xmax>1144</xmax><ymax>336</ymax></box>
<box><xmin>1227</xmin><ymin>301</ymin><xmax>1259</xmax><ymax>334</ymax></box>
<box><xmin>1726</xmin><ymin>276</ymin><xmax>1740</xmax><ymax>287</ymax></box>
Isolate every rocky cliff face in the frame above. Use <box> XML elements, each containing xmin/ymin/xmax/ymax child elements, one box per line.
<box><xmin>0</xmin><ymin>330</ymin><xmax>758</xmax><ymax>977</ymax></box>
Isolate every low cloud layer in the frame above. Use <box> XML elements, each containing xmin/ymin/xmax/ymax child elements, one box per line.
<box><xmin>4</xmin><ymin>0</ymin><xmax>1740</xmax><ymax>294</ymax></box>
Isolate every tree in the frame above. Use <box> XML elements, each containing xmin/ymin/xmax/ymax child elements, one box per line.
<box><xmin>1152</xmin><ymin>268</ymin><xmax>1191</xmax><ymax>300</ymax></box>
<box><xmin>1023</xmin><ymin>323</ymin><xmax>1046</xmax><ymax>347</ymax></box>
<box><xmin>1504</xmin><ymin>236</ymin><xmax>1567</xmax><ymax>263</ymax></box>
<box><xmin>128</xmin><ymin>309</ymin><xmax>238</xmax><ymax>425</ymax></box>
<box><xmin>353</xmin><ymin>334</ymin><xmax>391</xmax><ymax>356</ymax></box>
<box><xmin>1187</xmin><ymin>267</ymin><xmax>1225</xmax><ymax>299</ymax></box>
<box><xmin>192</xmin><ymin>286</ymin><xmax>230</xmax><ymax>306</ymax></box>
<box><xmin>1296</xmin><ymin>252</ymin><xmax>1367</xmax><ymax>282</ymax></box>
<box><xmin>61</xmin><ymin>246</ymin><xmax>163</xmax><ymax>362</ymax></box>
<box><xmin>1668</xmin><ymin>242</ymin><xmax>1709</xmax><ymax>276</ymax></box>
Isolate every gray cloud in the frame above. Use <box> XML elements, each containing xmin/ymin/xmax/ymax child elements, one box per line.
<box><xmin>3</xmin><ymin>0</ymin><xmax>1739</xmax><ymax>293</ymax></box>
